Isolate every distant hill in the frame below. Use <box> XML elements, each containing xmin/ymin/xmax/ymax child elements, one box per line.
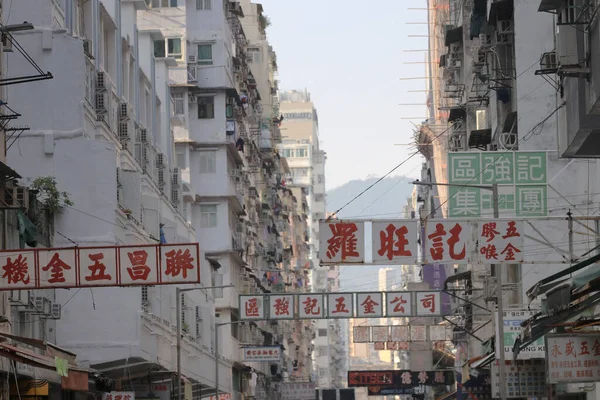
<box><xmin>326</xmin><ymin>175</ymin><xmax>416</xmax><ymax>219</ymax></box>
<box><xmin>325</xmin><ymin>175</ymin><xmax>417</xmax><ymax>292</ymax></box>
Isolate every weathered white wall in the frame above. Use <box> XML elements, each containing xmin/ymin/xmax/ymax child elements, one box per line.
<box><xmin>515</xmin><ymin>0</ymin><xmax>600</xmax><ymax>301</ymax></box>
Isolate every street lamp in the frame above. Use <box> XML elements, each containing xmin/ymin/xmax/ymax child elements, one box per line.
<box><xmin>176</xmin><ymin>285</ymin><xmax>234</xmax><ymax>400</ymax></box>
<box><xmin>214</xmin><ymin>320</ymin><xmax>250</xmax><ymax>400</ymax></box>
<box><xmin>412</xmin><ymin>181</ymin><xmax>507</xmax><ymax>400</ymax></box>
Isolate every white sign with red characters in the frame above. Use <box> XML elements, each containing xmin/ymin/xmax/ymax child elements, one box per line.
<box><xmin>239</xmin><ymin>291</ymin><xmax>449</xmax><ymax>320</ymax></box>
<box><xmin>0</xmin><ymin>244</ymin><xmax>200</xmax><ymax>290</ymax></box>
<box><xmin>371</xmin><ymin>221</ymin><xmax>418</xmax><ymax>264</ymax></box>
<box><xmin>415</xmin><ymin>291</ymin><xmax>442</xmax><ymax>316</ymax></box>
<box><xmin>424</xmin><ymin>221</ymin><xmax>471</xmax><ymax>265</ymax></box>
<box><xmin>319</xmin><ymin>221</ymin><xmax>365</xmax><ymax>264</ymax></box>
<box><xmin>242</xmin><ymin>346</ymin><xmax>281</xmax><ymax>362</ymax></box>
<box><xmin>478</xmin><ymin>219</ymin><xmax>525</xmax><ymax>263</ymax></box>
<box><xmin>327</xmin><ymin>293</ymin><xmax>353</xmax><ymax>318</ymax></box>
<box><xmin>240</xmin><ymin>295</ymin><xmax>265</xmax><ymax>320</ymax></box>
<box><xmin>356</xmin><ymin>292</ymin><xmax>384</xmax><ymax>317</ymax></box>
<box><xmin>298</xmin><ymin>294</ymin><xmax>324</xmax><ymax>318</ymax></box>
<box><xmin>385</xmin><ymin>292</ymin><xmax>413</xmax><ymax>317</ymax></box>
<box><xmin>547</xmin><ymin>334</ymin><xmax>600</xmax><ymax>384</ymax></box>
<box><xmin>269</xmin><ymin>295</ymin><xmax>294</xmax><ymax>319</ymax></box>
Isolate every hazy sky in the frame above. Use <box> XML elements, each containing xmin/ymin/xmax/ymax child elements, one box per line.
<box><xmin>260</xmin><ymin>0</ymin><xmax>429</xmax><ymax>190</ymax></box>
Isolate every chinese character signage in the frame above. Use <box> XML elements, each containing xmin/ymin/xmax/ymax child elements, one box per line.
<box><xmin>495</xmin><ymin>309</ymin><xmax>544</xmax><ymax>360</ymax></box>
<box><xmin>103</xmin><ymin>393</ymin><xmax>134</xmax><ymax>400</ymax></box>
<box><xmin>269</xmin><ymin>295</ymin><xmax>294</xmax><ymax>319</ymax></box>
<box><xmin>319</xmin><ymin>221</ymin><xmax>365</xmax><ymax>264</ymax></box>
<box><xmin>0</xmin><ymin>244</ymin><xmax>200</xmax><ymax>290</ymax></box>
<box><xmin>386</xmin><ymin>292</ymin><xmax>412</xmax><ymax>317</ymax></box>
<box><xmin>347</xmin><ymin>370</ymin><xmax>454</xmax><ymax>388</ymax></box>
<box><xmin>353</xmin><ymin>326</ymin><xmax>370</xmax><ymax>343</ymax></box>
<box><xmin>415</xmin><ymin>291</ymin><xmax>441</xmax><ymax>316</ymax></box>
<box><xmin>239</xmin><ymin>291</ymin><xmax>445</xmax><ymax>320</ymax></box>
<box><xmin>371</xmin><ymin>221</ymin><xmax>418</xmax><ymax>264</ymax></box>
<box><xmin>356</xmin><ymin>292</ymin><xmax>383</xmax><ymax>317</ymax></box>
<box><xmin>479</xmin><ymin>220</ymin><xmax>524</xmax><ymax>263</ymax></box>
<box><xmin>424</xmin><ymin>221</ymin><xmax>470</xmax><ymax>264</ymax></box>
<box><xmin>242</xmin><ymin>346</ymin><xmax>281</xmax><ymax>362</ymax></box>
<box><xmin>327</xmin><ymin>293</ymin><xmax>353</xmax><ymax>318</ymax></box>
<box><xmin>448</xmin><ymin>151</ymin><xmax>548</xmax><ymax>218</ymax></box>
<box><xmin>280</xmin><ymin>382</ymin><xmax>316</xmax><ymax>400</ymax></box>
<box><xmin>546</xmin><ymin>333</ymin><xmax>600</xmax><ymax>384</ymax></box>
<box><xmin>240</xmin><ymin>295</ymin><xmax>265</xmax><ymax>320</ymax></box>
<box><xmin>491</xmin><ymin>360</ymin><xmax>546</xmax><ymax>398</ymax></box>
<box><xmin>298</xmin><ymin>294</ymin><xmax>324</xmax><ymax>318</ymax></box>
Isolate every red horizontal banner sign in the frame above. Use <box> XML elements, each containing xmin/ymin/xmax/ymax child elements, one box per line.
<box><xmin>0</xmin><ymin>243</ymin><xmax>200</xmax><ymax>290</ymax></box>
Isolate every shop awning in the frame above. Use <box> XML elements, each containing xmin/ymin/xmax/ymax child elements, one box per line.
<box><xmin>538</xmin><ymin>0</ymin><xmax>562</xmax><ymax>12</ymax></box>
<box><xmin>445</xmin><ymin>26</ymin><xmax>463</xmax><ymax>46</ymax></box>
<box><xmin>489</xmin><ymin>0</ymin><xmax>514</xmax><ymax>26</ymax></box>
<box><xmin>448</xmin><ymin>107</ymin><xmax>466</xmax><ymax>123</ymax></box>
<box><xmin>468</xmin><ymin>128</ymin><xmax>492</xmax><ymax>148</ymax></box>
<box><xmin>470</xmin><ymin>352</ymin><xmax>495</xmax><ymax>369</ymax></box>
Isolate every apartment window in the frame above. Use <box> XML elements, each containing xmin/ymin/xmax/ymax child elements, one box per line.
<box><xmin>153</xmin><ymin>38</ymin><xmax>182</xmax><ymax>59</ymax></box>
<box><xmin>293</xmin><ymin>168</ymin><xmax>309</xmax><ymax>177</ymax></box>
<box><xmin>199</xmin><ymin>150</ymin><xmax>216</xmax><ymax>173</ymax></box>
<box><xmin>296</xmin><ymin>148</ymin><xmax>307</xmax><ymax>158</ymax></box>
<box><xmin>318</xmin><ymin>347</ymin><xmax>328</xmax><ymax>356</ymax></box>
<box><xmin>176</xmin><ymin>152</ymin><xmax>186</xmax><ymax>169</ymax></box>
<box><xmin>151</xmin><ymin>0</ymin><xmax>177</xmax><ymax>7</ymax></box>
<box><xmin>197</xmin><ymin>44</ymin><xmax>213</xmax><ymax>65</ymax></box>
<box><xmin>318</xmin><ymin>328</ymin><xmax>327</xmax><ymax>337</ymax></box>
<box><xmin>200</xmin><ymin>204</ymin><xmax>218</xmax><ymax>228</ymax></box>
<box><xmin>196</xmin><ymin>0</ymin><xmax>211</xmax><ymax>10</ymax></box>
<box><xmin>153</xmin><ymin>40</ymin><xmax>166</xmax><ymax>57</ymax></box>
<box><xmin>198</xmin><ymin>96</ymin><xmax>215</xmax><ymax>119</ymax></box>
<box><xmin>317</xmin><ymin>174</ymin><xmax>324</xmax><ymax>184</ymax></box>
<box><xmin>319</xmin><ymin>368</ymin><xmax>328</xmax><ymax>378</ymax></box>
<box><xmin>173</xmin><ymin>93</ymin><xmax>185</xmax><ymax>115</ymax></box>
<box><xmin>283</xmin><ymin>149</ymin><xmax>294</xmax><ymax>158</ymax></box>
<box><xmin>226</xmin><ymin>103</ymin><xmax>234</xmax><ymax>118</ymax></box>
<box><xmin>247</xmin><ymin>47</ymin><xmax>261</xmax><ymax>64</ymax></box>
<box><xmin>167</xmin><ymin>38</ymin><xmax>182</xmax><ymax>59</ymax></box>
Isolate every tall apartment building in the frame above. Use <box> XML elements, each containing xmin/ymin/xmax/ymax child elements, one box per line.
<box><xmin>278</xmin><ymin>91</ymin><xmax>341</xmax><ymax>388</ymax></box>
<box><xmin>0</xmin><ymin>0</ymin><xmax>312</xmax><ymax>399</ymax></box>
<box><xmin>416</xmin><ymin>0</ymin><xmax>600</xmax><ymax>395</ymax></box>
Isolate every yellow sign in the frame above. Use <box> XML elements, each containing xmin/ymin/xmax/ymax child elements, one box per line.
<box><xmin>10</xmin><ymin>379</ymin><xmax>49</xmax><ymax>396</ymax></box>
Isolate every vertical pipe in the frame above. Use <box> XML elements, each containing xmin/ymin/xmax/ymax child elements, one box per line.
<box><xmin>215</xmin><ymin>324</ymin><xmax>220</xmax><ymax>399</ymax></box>
<box><xmin>492</xmin><ymin>184</ymin><xmax>507</xmax><ymax>400</ymax></box>
<box><xmin>116</xmin><ymin>0</ymin><xmax>123</xmax><ymax>99</ymax></box>
<box><xmin>134</xmin><ymin>25</ymin><xmax>140</xmax><ymax>125</ymax></box>
<box><xmin>176</xmin><ymin>287</ymin><xmax>182</xmax><ymax>400</ymax></box>
<box><xmin>92</xmin><ymin>0</ymin><xmax>100</xmax><ymax>70</ymax></box>
<box><xmin>151</xmin><ymin>54</ymin><xmax>157</xmax><ymax>145</ymax></box>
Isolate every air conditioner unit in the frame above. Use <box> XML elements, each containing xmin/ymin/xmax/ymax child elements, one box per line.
<box><xmin>173</xmin><ymin>167</ymin><xmax>180</xmax><ymax>185</ymax></box>
<box><xmin>49</xmin><ymin>303</ymin><xmax>61</xmax><ymax>319</ymax></box>
<box><xmin>158</xmin><ymin>169</ymin><xmax>165</xmax><ymax>186</ymax></box>
<box><xmin>97</xmin><ymin>71</ymin><xmax>106</xmax><ymax>90</ymax></box>
<box><xmin>34</xmin><ymin>297</ymin><xmax>52</xmax><ymax>315</ymax></box>
<box><xmin>187</xmin><ymin>64</ymin><xmax>197</xmax><ymax>82</ymax></box>
<box><xmin>156</xmin><ymin>153</ymin><xmax>165</xmax><ymax>168</ymax></box>
<box><xmin>83</xmin><ymin>39</ymin><xmax>93</xmax><ymax>56</ymax></box>
<box><xmin>95</xmin><ymin>93</ymin><xmax>106</xmax><ymax>111</ymax></box>
<box><xmin>187</xmin><ymin>54</ymin><xmax>197</xmax><ymax>64</ymax></box>
<box><xmin>172</xmin><ymin>187</ymin><xmax>180</xmax><ymax>205</ymax></box>
<box><xmin>119</xmin><ymin>122</ymin><xmax>130</xmax><ymax>140</ymax></box>
<box><xmin>120</xmin><ymin>102</ymin><xmax>129</xmax><ymax>120</ymax></box>
<box><xmin>4</xmin><ymin>187</ymin><xmax>29</xmax><ymax>209</ymax></box>
<box><xmin>9</xmin><ymin>290</ymin><xmax>31</xmax><ymax>307</ymax></box>
<box><xmin>142</xmin><ymin>145</ymin><xmax>149</xmax><ymax>164</ymax></box>
<box><xmin>140</xmin><ymin>128</ymin><xmax>148</xmax><ymax>143</ymax></box>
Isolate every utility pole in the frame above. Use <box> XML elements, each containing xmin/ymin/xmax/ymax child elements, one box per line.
<box><xmin>215</xmin><ymin>320</ymin><xmax>250</xmax><ymax>399</ymax></box>
<box><xmin>412</xmin><ymin>181</ymin><xmax>506</xmax><ymax>400</ymax></box>
<box><xmin>176</xmin><ymin>285</ymin><xmax>233</xmax><ymax>400</ymax></box>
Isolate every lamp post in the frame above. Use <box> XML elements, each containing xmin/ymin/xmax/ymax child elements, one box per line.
<box><xmin>412</xmin><ymin>181</ymin><xmax>506</xmax><ymax>400</ymax></box>
<box><xmin>214</xmin><ymin>320</ymin><xmax>249</xmax><ymax>400</ymax></box>
<box><xmin>176</xmin><ymin>285</ymin><xmax>234</xmax><ymax>400</ymax></box>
